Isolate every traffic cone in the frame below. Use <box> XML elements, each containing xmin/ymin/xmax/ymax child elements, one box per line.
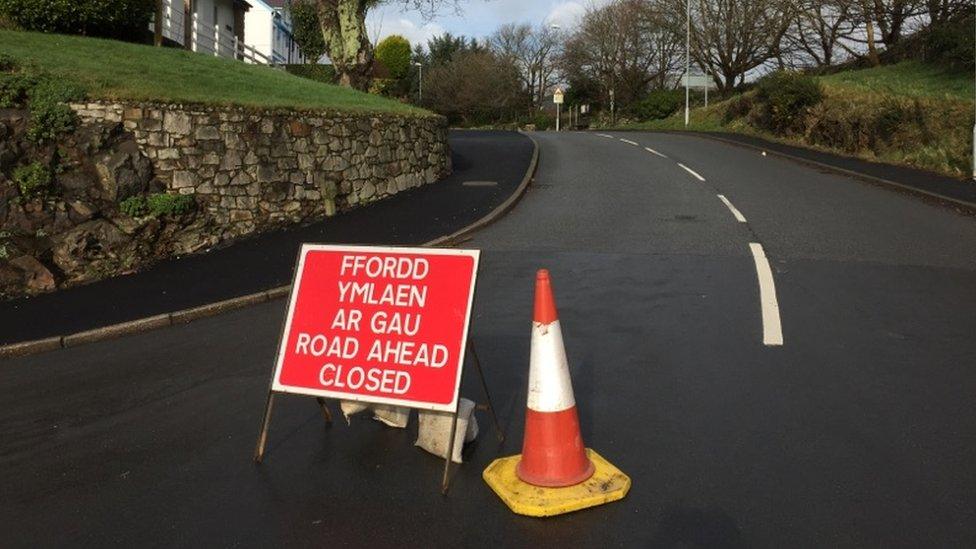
<box><xmin>483</xmin><ymin>269</ymin><xmax>631</xmax><ymax>517</ymax></box>
<box><xmin>516</xmin><ymin>269</ymin><xmax>595</xmax><ymax>487</ymax></box>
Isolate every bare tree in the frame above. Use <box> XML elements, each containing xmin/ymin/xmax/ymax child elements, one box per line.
<box><xmin>561</xmin><ymin>0</ymin><xmax>684</xmax><ymax>107</ymax></box>
<box><xmin>784</xmin><ymin>0</ymin><xmax>860</xmax><ymax>67</ymax></box>
<box><xmin>859</xmin><ymin>0</ymin><xmax>928</xmax><ymax>46</ymax></box>
<box><xmin>490</xmin><ymin>23</ymin><xmax>562</xmax><ymax>106</ymax></box>
<box><xmin>669</xmin><ymin>0</ymin><xmax>795</xmax><ymax>91</ymax></box>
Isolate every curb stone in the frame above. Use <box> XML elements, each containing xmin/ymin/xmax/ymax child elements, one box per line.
<box><xmin>0</xmin><ymin>133</ymin><xmax>540</xmax><ymax>360</ymax></box>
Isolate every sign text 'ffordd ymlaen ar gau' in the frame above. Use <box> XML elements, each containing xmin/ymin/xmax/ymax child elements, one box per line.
<box><xmin>271</xmin><ymin>245</ymin><xmax>480</xmax><ymax>411</ymax></box>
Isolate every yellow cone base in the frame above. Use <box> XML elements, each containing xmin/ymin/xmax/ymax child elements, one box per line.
<box><xmin>482</xmin><ymin>448</ymin><xmax>631</xmax><ymax>517</ymax></box>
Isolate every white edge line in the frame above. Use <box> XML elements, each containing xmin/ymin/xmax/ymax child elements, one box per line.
<box><xmin>677</xmin><ymin>163</ymin><xmax>706</xmax><ymax>182</ymax></box>
<box><xmin>717</xmin><ymin>194</ymin><xmax>747</xmax><ymax>223</ymax></box>
<box><xmin>645</xmin><ymin>147</ymin><xmax>668</xmax><ymax>158</ymax></box>
<box><xmin>620</xmin><ymin>138</ymin><xmax>639</xmax><ymax>146</ymax></box>
<box><xmin>748</xmin><ymin>243</ymin><xmax>784</xmax><ymax>347</ymax></box>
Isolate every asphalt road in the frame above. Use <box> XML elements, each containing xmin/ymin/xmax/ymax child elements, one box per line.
<box><xmin>3</xmin><ymin>131</ymin><xmax>976</xmax><ymax>547</ymax></box>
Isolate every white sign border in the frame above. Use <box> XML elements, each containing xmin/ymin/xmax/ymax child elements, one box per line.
<box><xmin>270</xmin><ymin>244</ymin><xmax>481</xmax><ymax>412</ymax></box>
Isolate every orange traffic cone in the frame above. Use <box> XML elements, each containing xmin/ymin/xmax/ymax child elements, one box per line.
<box><xmin>483</xmin><ymin>269</ymin><xmax>631</xmax><ymax>517</ymax></box>
<box><xmin>516</xmin><ymin>269</ymin><xmax>595</xmax><ymax>487</ymax></box>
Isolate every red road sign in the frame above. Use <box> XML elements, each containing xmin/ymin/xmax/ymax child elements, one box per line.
<box><xmin>271</xmin><ymin>245</ymin><xmax>480</xmax><ymax>412</ymax></box>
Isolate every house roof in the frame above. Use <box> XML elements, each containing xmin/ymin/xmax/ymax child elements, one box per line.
<box><xmin>264</xmin><ymin>0</ymin><xmax>288</xmax><ymax>7</ymax></box>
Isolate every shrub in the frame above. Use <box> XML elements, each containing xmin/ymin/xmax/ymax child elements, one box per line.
<box><xmin>629</xmin><ymin>90</ymin><xmax>683</xmax><ymax>121</ymax></box>
<box><xmin>376</xmin><ymin>35</ymin><xmax>412</xmax><ymax>80</ymax></box>
<box><xmin>285</xmin><ymin>64</ymin><xmax>337</xmax><ymax>85</ymax></box>
<box><xmin>423</xmin><ymin>50</ymin><xmax>527</xmax><ymax>126</ymax></box>
<box><xmin>368</xmin><ymin>78</ymin><xmax>396</xmax><ymax>96</ymax></box>
<box><xmin>119</xmin><ymin>195</ymin><xmax>148</xmax><ymax>217</ymax></box>
<box><xmin>289</xmin><ymin>0</ymin><xmax>326</xmax><ymax>62</ymax></box>
<box><xmin>26</xmin><ymin>77</ymin><xmax>84</xmax><ymax>142</ymax></box>
<box><xmin>920</xmin><ymin>15</ymin><xmax>975</xmax><ymax>70</ymax></box>
<box><xmin>0</xmin><ymin>53</ymin><xmax>15</xmax><ymax>71</ymax></box>
<box><xmin>0</xmin><ymin>70</ymin><xmax>36</xmax><ymax>107</ymax></box>
<box><xmin>146</xmin><ymin>193</ymin><xmax>195</xmax><ymax>216</ymax></box>
<box><xmin>722</xmin><ymin>94</ymin><xmax>754</xmax><ymax>124</ymax></box>
<box><xmin>524</xmin><ymin>111</ymin><xmax>553</xmax><ymax>130</ymax></box>
<box><xmin>13</xmin><ymin>161</ymin><xmax>51</xmax><ymax>199</ymax></box>
<box><xmin>121</xmin><ymin>193</ymin><xmax>195</xmax><ymax>217</ymax></box>
<box><xmin>0</xmin><ymin>0</ymin><xmax>155</xmax><ymax>42</ymax></box>
<box><xmin>882</xmin><ymin>14</ymin><xmax>975</xmax><ymax>70</ymax></box>
<box><xmin>753</xmin><ymin>71</ymin><xmax>824</xmax><ymax>134</ymax></box>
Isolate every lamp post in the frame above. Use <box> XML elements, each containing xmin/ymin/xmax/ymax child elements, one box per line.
<box><xmin>415</xmin><ymin>61</ymin><xmax>423</xmax><ymax>103</ymax></box>
<box><xmin>684</xmin><ymin>0</ymin><xmax>690</xmax><ymax>127</ymax></box>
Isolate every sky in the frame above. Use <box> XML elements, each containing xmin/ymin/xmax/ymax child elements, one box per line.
<box><xmin>365</xmin><ymin>0</ymin><xmax>601</xmax><ymax>49</ymax></box>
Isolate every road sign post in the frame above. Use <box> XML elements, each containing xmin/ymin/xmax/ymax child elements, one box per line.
<box><xmin>253</xmin><ymin>244</ymin><xmax>496</xmax><ymax>493</ymax></box>
<box><xmin>553</xmin><ymin>88</ymin><xmax>564</xmax><ymax>132</ymax></box>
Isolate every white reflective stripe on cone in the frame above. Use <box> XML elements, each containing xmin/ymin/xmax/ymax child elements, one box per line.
<box><xmin>527</xmin><ymin>320</ymin><xmax>576</xmax><ymax>413</ymax></box>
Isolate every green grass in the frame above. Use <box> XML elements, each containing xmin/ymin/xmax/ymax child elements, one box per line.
<box><xmin>0</xmin><ymin>30</ymin><xmax>428</xmax><ymax>115</ymax></box>
<box><xmin>818</xmin><ymin>60</ymin><xmax>974</xmax><ymax>101</ymax></box>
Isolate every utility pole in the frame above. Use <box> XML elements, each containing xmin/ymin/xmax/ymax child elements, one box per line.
<box><xmin>704</xmin><ymin>72</ymin><xmax>709</xmax><ymax>108</ymax></box>
<box><xmin>684</xmin><ymin>0</ymin><xmax>690</xmax><ymax>127</ymax></box>
<box><xmin>154</xmin><ymin>0</ymin><xmax>164</xmax><ymax>47</ymax></box>
<box><xmin>415</xmin><ymin>62</ymin><xmax>423</xmax><ymax>103</ymax></box>
<box><xmin>609</xmin><ymin>89</ymin><xmax>615</xmax><ymax>126</ymax></box>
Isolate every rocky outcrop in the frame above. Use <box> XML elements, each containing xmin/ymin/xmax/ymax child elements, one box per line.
<box><xmin>0</xmin><ymin>112</ymin><xmax>214</xmax><ymax>298</ymax></box>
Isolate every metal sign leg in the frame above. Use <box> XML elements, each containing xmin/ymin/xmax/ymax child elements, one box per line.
<box><xmin>253</xmin><ymin>392</ymin><xmax>276</xmax><ymax>464</ymax></box>
<box><xmin>315</xmin><ymin>397</ymin><xmax>333</xmax><ymax>424</ymax></box>
<box><xmin>441</xmin><ymin>407</ymin><xmax>460</xmax><ymax>495</ymax></box>
<box><xmin>468</xmin><ymin>342</ymin><xmax>505</xmax><ymax>443</ymax></box>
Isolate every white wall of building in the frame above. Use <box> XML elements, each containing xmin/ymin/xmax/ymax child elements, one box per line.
<box><xmin>244</xmin><ymin>6</ymin><xmax>275</xmax><ymax>60</ymax></box>
<box><xmin>244</xmin><ymin>0</ymin><xmax>305</xmax><ymax>64</ymax></box>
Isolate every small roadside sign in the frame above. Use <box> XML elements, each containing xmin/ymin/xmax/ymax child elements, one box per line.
<box><xmin>270</xmin><ymin>244</ymin><xmax>480</xmax><ymax>412</ymax></box>
<box><xmin>681</xmin><ymin>74</ymin><xmax>717</xmax><ymax>89</ymax></box>
<box><xmin>553</xmin><ymin>88</ymin><xmax>564</xmax><ymax>104</ymax></box>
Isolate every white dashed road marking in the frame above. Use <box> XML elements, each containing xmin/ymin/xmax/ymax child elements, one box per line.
<box><xmin>677</xmin><ymin>163</ymin><xmax>706</xmax><ymax>182</ymax></box>
<box><xmin>717</xmin><ymin>195</ymin><xmax>747</xmax><ymax>223</ymax></box>
<box><xmin>748</xmin><ymin>243</ymin><xmax>784</xmax><ymax>346</ymax></box>
<box><xmin>597</xmin><ymin>133</ymin><xmax>614</xmax><ymax>138</ymax></box>
<box><xmin>620</xmin><ymin>139</ymin><xmax>639</xmax><ymax>146</ymax></box>
<box><xmin>644</xmin><ymin>147</ymin><xmax>668</xmax><ymax>158</ymax></box>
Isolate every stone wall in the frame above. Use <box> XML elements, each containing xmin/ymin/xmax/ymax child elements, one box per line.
<box><xmin>69</xmin><ymin>101</ymin><xmax>450</xmax><ymax>239</ymax></box>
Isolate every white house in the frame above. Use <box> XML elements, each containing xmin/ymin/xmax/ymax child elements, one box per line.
<box><xmin>155</xmin><ymin>0</ymin><xmax>275</xmax><ymax>64</ymax></box>
<box><xmin>244</xmin><ymin>0</ymin><xmax>306</xmax><ymax>65</ymax></box>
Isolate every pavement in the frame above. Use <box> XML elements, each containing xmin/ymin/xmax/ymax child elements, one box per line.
<box><xmin>2</xmin><ymin>131</ymin><xmax>976</xmax><ymax>547</ymax></box>
<box><xmin>0</xmin><ymin>130</ymin><xmax>535</xmax><ymax>346</ymax></box>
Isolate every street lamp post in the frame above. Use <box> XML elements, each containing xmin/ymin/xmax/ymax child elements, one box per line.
<box><xmin>684</xmin><ymin>0</ymin><xmax>690</xmax><ymax>127</ymax></box>
<box><xmin>415</xmin><ymin>61</ymin><xmax>423</xmax><ymax>103</ymax></box>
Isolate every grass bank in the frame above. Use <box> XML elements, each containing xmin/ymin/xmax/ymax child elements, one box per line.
<box><xmin>0</xmin><ymin>30</ymin><xmax>427</xmax><ymax>115</ymax></box>
<box><xmin>623</xmin><ymin>61</ymin><xmax>975</xmax><ymax>178</ymax></box>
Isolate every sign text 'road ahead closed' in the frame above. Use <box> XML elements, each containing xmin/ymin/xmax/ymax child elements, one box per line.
<box><xmin>272</xmin><ymin>245</ymin><xmax>480</xmax><ymax>411</ymax></box>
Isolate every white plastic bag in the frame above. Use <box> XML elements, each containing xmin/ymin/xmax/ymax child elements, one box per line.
<box><xmin>415</xmin><ymin>398</ymin><xmax>479</xmax><ymax>463</ymax></box>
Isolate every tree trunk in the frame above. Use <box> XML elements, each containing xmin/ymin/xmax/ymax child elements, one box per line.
<box><xmin>317</xmin><ymin>0</ymin><xmax>373</xmax><ymax>91</ymax></box>
<box><xmin>865</xmin><ymin>18</ymin><xmax>880</xmax><ymax>66</ymax></box>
